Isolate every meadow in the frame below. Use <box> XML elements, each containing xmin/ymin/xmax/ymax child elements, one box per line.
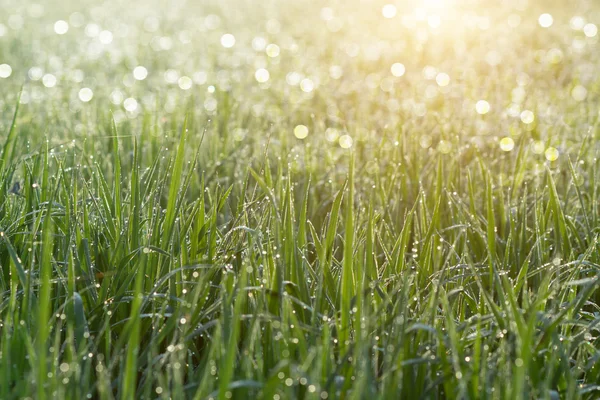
<box><xmin>1</xmin><ymin>0</ymin><xmax>600</xmax><ymax>398</ymax></box>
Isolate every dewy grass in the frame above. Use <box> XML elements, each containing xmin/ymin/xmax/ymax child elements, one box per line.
<box><xmin>1</xmin><ymin>0</ymin><xmax>600</xmax><ymax>398</ymax></box>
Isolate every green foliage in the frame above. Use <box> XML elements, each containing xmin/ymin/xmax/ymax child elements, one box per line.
<box><xmin>1</xmin><ymin>1</ymin><xmax>600</xmax><ymax>399</ymax></box>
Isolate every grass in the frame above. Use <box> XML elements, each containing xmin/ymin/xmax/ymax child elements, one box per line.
<box><xmin>1</xmin><ymin>0</ymin><xmax>600</xmax><ymax>398</ymax></box>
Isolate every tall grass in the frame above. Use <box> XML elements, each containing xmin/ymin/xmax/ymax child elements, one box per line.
<box><xmin>1</xmin><ymin>0</ymin><xmax>600</xmax><ymax>398</ymax></box>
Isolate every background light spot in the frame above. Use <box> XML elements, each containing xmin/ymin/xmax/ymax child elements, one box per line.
<box><xmin>42</xmin><ymin>74</ymin><xmax>57</xmax><ymax>87</ymax></box>
<box><xmin>570</xmin><ymin>16</ymin><xmax>585</xmax><ymax>30</ymax></box>
<box><xmin>571</xmin><ymin>85</ymin><xmax>587</xmax><ymax>101</ymax></box>
<box><xmin>500</xmin><ymin>137</ymin><xmax>515</xmax><ymax>151</ymax></box>
<box><xmin>545</xmin><ymin>147</ymin><xmax>559</xmax><ymax>161</ymax></box>
<box><xmin>255</xmin><ymin>68</ymin><xmax>270</xmax><ymax>83</ymax></box>
<box><xmin>294</xmin><ymin>125</ymin><xmax>309</xmax><ymax>139</ymax></box>
<box><xmin>339</xmin><ymin>134</ymin><xmax>353</xmax><ymax>148</ymax></box>
<box><xmin>475</xmin><ymin>100</ymin><xmax>490</xmax><ymax>115</ymax></box>
<box><xmin>325</xmin><ymin>128</ymin><xmax>339</xmax><ymax>142</ymax></box>
<box><xmin>382</xmin><ymin>4</ymin><xmax>397</xmax><ymax>19</ymax></box>
<box><xmin>28</xmin><ymin>67</ymin><xmax>43</xmax><ymax>81</ymax></box>
<box><xmin>220</xmin><ymin>33</ymin><xmax>235</xmax><ymax>48</ymax></box>
<box><xmin>538</xmin><ymin>14</ymin><xmax>553</xmax><ymax>28</ymax></box>
<box><xmin>178</xmin><ymin>76</ymin><xmax>192</xmax><ymax>90</ymax></box>
<box><xmin>584</xmin><ymin>23</ymin><xmax>598</xmax><ymax>37</ymax></box>
<box><xmin>54</xmin><ymin>20</ymin><xmax>69</xmax><ymax>34</ymax></box>
<box><xmin>300</xmin><ymin>78</ymin><xmax>314</xmax><ymax>92</ymax></box>
<box><xmin>78</xmin><ymin>88</ymin><xmax>93</xmax><ymax>102</ymax></box>
<box><xmin>520</xmin><ymin>110</ymin><xmax>535</xmax><ymax>124</ymax></box>
<box><xmin>0</xmin><ymin>64</ymin><xmax>13</xmax><ymax>78</ymax></box>
<box><xmin>266</xmin><ymin>44</ymin><xmax>280</xmax><ymax>58</ymax></box>
<box><xmin>391</xmin><ymin>63</ymin><xmax>405</xmax><ymax>77</ymax></box>
<box><xmin>99</xmin><ymin>30</ymin><xmax>113</xmax><ymax>44</ymax></box>
<box><xmin>133</xmin><ymin>66</ymin><xmax>148</xmax><ymax>80</ymax></box>
<box><xmin>436</xmin><ymin>72</ymin><xmax>450</xmax><ymax>87</ymax></box>
<box><xmin>124</xmin><ymin>97</ymin><xmax>138</xmax><ymax>111</ymax></box>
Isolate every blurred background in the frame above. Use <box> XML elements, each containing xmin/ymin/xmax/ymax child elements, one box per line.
<box><xmin>0</xmin><ymin>0</ymin><xmax>598</xmax><ymax>155</ymax></box>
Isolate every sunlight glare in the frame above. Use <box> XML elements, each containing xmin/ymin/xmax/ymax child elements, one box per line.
<box><xmin>421</xmin><ymin>0</ymin><xmax>451</xmax><ymax>11</ymax></box>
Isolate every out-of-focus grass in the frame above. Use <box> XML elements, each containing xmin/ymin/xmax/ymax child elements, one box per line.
<box><xmin>1</xmin><ymin>0</ymin><xmax>600</xmax><ymax>398</ymax></box>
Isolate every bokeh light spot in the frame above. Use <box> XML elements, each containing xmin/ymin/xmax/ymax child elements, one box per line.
<box><xmin>475</xmin><ymin>100</ymin><xmax>490</xmax><ymax>115</ymax></box>
<box><xmin>538</xmin><ymin>14</ymin><xmax>553</xmax><ymax>28</ymax></box>
<box><xmin>294</xmin><ymin>125</ymin><xmax>309</xmax><ymax>139</ymax></box>
<box><xmin>500</xmin><ymin>137</ymin><xmax>515</xmax><ymax>152</ymax></box>
<box><xmin>545</xmin><ymin>147</ymin><xmax>559</xmax><ymax>161</ymax></box>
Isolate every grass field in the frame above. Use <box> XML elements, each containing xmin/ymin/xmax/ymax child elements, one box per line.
<box><xmin>1</xmin><ymin>0</ymin><xmax>600</xmax><ymax>398</ymax></box>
